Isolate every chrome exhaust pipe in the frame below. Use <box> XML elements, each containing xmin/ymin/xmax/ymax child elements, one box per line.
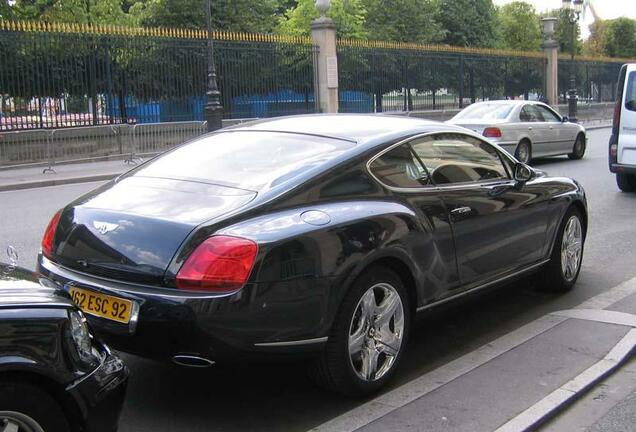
<box><xmin>172</xmin><ymin>354</ymin><xmax>216</xmax><ymax>368</ymax></box>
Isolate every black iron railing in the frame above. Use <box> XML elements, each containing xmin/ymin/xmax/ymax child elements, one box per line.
<box><xmin>0</xmin><ymin>21</ymin><xmax>318</xmax><ymax>130</ymax></box>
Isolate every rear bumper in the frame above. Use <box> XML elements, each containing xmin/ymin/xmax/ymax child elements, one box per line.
<box><xmin>38</xmin><ymin>256</ymin><xmax>330</xmax><ymax>363</ymax></box>
<box><xmin>609</xmin><ymin>163</ymin><xmax>636</xmax><ymax>175</ymax></box>
<box><xmin>68</xmin><ymin>346</ymin><xmax>128</xmax><ymax>432</ymax></box>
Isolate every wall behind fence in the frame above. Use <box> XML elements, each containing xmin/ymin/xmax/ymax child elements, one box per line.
<box><xmin>0</xmin><ymin>21</ymin><xmax>318</xmax><ymax>131</ymax></box>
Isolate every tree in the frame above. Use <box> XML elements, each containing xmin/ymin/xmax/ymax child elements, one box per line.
<box><xmin>129</xmin><ymin>0</ymin><xmax>281</xmax><ymax>33</ymax></box>
<box><xmin>498</xmin><ymin>1</ymin><xmax>541</xmax><ymax>51</ymax></box>
<box><xmin>583</xmin><ymin>19</ymin><xmax>608</xmax><ymax>56</ymax></box>
<box><xmin>277</xmin><ymin>0</ymin><xmax>367</xmax><ymax>39</ymax></box>
<box><xmin>0</xmin><ymin>0</ymin><xmax>14</xmax><ymax>20</ymax></box>
<box><xmin>605</xmin><ymin>17</ymin><xmax>636</xmax><ymax>58</ymax></box>
<box><xmin>435</xmin><ymin>0</ymin><xmax>498</xmax><ymax>48</ymax></box>
<box><xmin>13</xmin><ymin>0</ymin><xmax>133</xmax><ymax>25</ymax></box>
<box><xmin>363</xmin><ymin>0</ymin><xmax>443</xmax><ymax>44</ymax></box>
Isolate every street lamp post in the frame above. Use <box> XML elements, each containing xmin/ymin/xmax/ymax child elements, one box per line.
<box><xmin>562</xmin><ymin>0</ymin><xmax>584</xmax><ymax>123</ymax></box>
<box><xmin>205</xmin><ymin>0</ymin><xmax>223</xmax><ymax>132</ymax></box>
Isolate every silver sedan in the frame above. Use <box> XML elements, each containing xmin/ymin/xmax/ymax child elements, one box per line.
<box><xmin>446</xmin><ymin>100</ymin><xmax>586</xmax><ymax>164</ymax></box>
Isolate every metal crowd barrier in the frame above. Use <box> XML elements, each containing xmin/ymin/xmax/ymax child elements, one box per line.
<box><xmin>0</xmin><ymin>121</ymin><xmax>207</xmax><ymax>169</ymax></box>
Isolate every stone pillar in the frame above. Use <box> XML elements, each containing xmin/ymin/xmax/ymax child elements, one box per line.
<box><xmin>311</xmin><ymin>3</ymin><xmax>338</xmax><ymax>114</ymax></box>
<box><xmin>541</xmin><ymin>18</ymin><xmax>559</xmax><ymax>108</ymax></box>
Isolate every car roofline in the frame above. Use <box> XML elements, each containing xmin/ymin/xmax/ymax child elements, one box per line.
<box><xmin>217</xmin><ymin>128</ymin><xmax>358</xmax><ymax>144</ymax></box>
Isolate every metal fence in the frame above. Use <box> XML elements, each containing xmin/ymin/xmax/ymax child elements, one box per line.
<box><xmin>0</xmin><ymin>121</ymin><xmax>207</xmax><ymax>167</ymax></box>
<box><xmin>337</xmin><ymin>40</ymin><xmax>625</xmax><ymax>114</ymax></box>
<box><xmin>557</xmin><ymin>59</ymin><xmax>622</xmax><ymax>104</ymax></box>
<box><xmin>0</xmin><ymin>21</ymin><xmax>319</xmax><ymax>130</ymax></box>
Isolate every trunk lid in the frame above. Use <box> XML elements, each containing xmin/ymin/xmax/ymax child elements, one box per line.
<box><xmin>52</xmin><ymin>176</ymin><xmax>256</xmax><ymax>284</ymax></box>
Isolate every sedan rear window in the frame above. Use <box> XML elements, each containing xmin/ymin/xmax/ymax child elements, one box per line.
<box><xmin>453</xmin><ymin>103</ymin><xmax>514</xmax><ymax>120</ymax></box>
<box><xmin>135</xmin><ymin>131</ymin><xmax>356</xmax><ymax>191</ymax></box>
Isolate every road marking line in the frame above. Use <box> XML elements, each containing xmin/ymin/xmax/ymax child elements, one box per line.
<box><xmin>552</xmin><ymin>309</ymin><xmax>636</xmax><ymax>328</ymax></box>
<box><xmin>494</xmin><ymin>329</ymin><xmax>636</xmax><ymax>432</ymax></box>
<box><xmin>309</xmin><ymin>276</ymin><xmax>636</xmax><ymax>432</ymax></box>
<box><xmin>309</xmin><ymin>315</ymin><xmax>568</xmax><ymax>432</ymax></box>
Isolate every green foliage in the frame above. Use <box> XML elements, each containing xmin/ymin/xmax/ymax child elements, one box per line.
<box><xmin>605</xmin><ymin>17</ymin><xmax>636</xmax><ymax>58</ymax></box>
<box><xmin>583</xmin><ymin>20</ymin><xmax>607</xmax><ymax>56</ymax></box>
<box><xmin>13</xmin><ymin>0</ymin><xmax>133</xmax><ymax>25</ymax></box>
<box><xmin>498</xmin><ymin>1</ymin><xmax>541</xmax><ymax>51</ymax></box>
<box><xmin>436</xmin><ymin>0</ymin><xmax>497</xmax><ymax>48</ymax></box>
<box><xmin>0</xmin><ymin>0</ymin><xmax>14</xmax><ymax>20</ymax></box>
<box><xmin>277</xmin><ymin>0</ymin><xmax>367</xmax><ymax>39</ymax></box>
<box><xmin>363</xmin><ymin>0</ymin><xmax>443</xmax><ymax>43</ymax></box>
<box><xmin>129</xmin><ymin>0</ymin><xmax>281</xmax><ymax>33</ymax></box>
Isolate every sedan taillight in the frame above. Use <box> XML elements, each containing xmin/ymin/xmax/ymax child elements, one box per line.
<box><xmin>483</xmin><ymin>127</ymin><xmax>502</xmax><ymax>138</ymax></box>
<box><xmin>41</xmin><ymin>209</ymin><xmax>62</xmax><ymax>259</ymax></box>
<box><xmin>176</xmin><ymin>236</ymin><xmax>258</xmax><ymax>293</ymax></box>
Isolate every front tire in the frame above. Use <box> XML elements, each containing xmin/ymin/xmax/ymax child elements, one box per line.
<box><xmin>515</xmin><ymin>139</ymin><xmax>532</xmax><ymax>164</ymax></box>
<box><xmin>309</xmin><ymin>266</ymin><xmax>410</xmax><ymax>396</ymax></box>
<box><xmin>0</xmin><ymin>382</ymin><xmax>70</xmax><ymax>432</ymax></box>
<box><xmin>617</xmin><ymin>173</ymin><xmax>636</xmax><ymax>192</ymax></box>
<box><xmin>535</xmin><ymin>207</ymin><xmax>585</xmax><ymax>292</ymax></box>
<box><xmin>568</xmin><ymin>134</ymin><xmax>586</xmax><ymax>160</ymax></box>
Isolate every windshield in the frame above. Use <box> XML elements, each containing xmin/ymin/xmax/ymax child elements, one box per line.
<box><xmin>454</xmin><ymin>103</ymin><xmax>514</xmax><ymax>121</ymax></box>
<box><xmin>135</xmin><ymin>131</ymin><xmax>356</xmax><ymax>191</ymax></box>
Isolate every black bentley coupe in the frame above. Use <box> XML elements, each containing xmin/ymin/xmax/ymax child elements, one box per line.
<box><xmin>38</xmin><ymin>115</ymin><xmax>587</xmax><ymax>396</ymax></box>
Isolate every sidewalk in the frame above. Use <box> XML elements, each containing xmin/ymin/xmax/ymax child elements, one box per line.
<box><xmin>0</xmin><ymin>122</ymin><xmax>611</xmax><ymax>193</ymax></box>
<box><xmin>0</xmin><ymin>158</ymin><xmax>142</xmax><ymax>192</ymax></box>
<box><xmin>311</xmin><ymin>277</ymin><xmax>636</xmax><ymax>432</ymax></box>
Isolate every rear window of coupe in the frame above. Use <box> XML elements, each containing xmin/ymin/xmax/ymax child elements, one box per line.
<box><xmin>135</xmin><ymin>131</ymin><xmax>356</xmax><ymax>191</ymax></box>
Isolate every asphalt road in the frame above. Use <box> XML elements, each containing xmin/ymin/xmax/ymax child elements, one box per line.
<box><xmin>1</xmin><ymin>127</ymin><xmax>635</xmax><ymax>431</ymax></box>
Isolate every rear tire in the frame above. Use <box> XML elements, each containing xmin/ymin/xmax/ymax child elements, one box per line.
<box><xmin>308</xmin><ymin>266</ymin><xmax>410</xmax><ymax>396</ymax></box>
<box><xmin>568</xmin><ymin>134</ymin><xmax>586</xmax><ymax>160</ymax></box>
<box><xmin>515</xmin><ymin>140</ymin><xmax>532</xmax><ymax>164</ymax></box>
<box><xmin>535</xmin><ymin>207</ymin><xmax>585</xmax><ymax>293</ymax></box>
<box><xmin>617</xmin><ymin>173</ymin><xmax>636</xmax><ymax>192</ymax></box>
<box><xmin>0</xmin><ymin>382</ymin><xmax>70</xmax><ymax>432</ymax></box>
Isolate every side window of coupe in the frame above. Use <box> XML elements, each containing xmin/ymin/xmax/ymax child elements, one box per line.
<box><xmin>369</xmin><ymin>144</ymin><xmax>431</xmax><ymax>188</ymax></box>
<box><xmin>410</xmin><ymin>134</ymin><xmax>509</xmax><ymax>185</ymax></box>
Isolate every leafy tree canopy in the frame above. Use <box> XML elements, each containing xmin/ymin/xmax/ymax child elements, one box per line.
<box><xmin>604</xmin><ymin>17</ymin><xmax>636</xmax><ymax>58</ymax></box>
<box><xmin>498</xmin><ymin>1</ymin><xmax>541</xmax><ymax>51</ymax></box>
<box><xmin>128</xmin><ymin>0</ymin><xmax>281</xmax><ymax>32</ymax></box>
<box><xmin>277</xmin><ymin>0</ymin><xmax>367</xmax><ymax>39</ymax></box>
<box><xmin>435</xmin><ymin>0</ymin><xmax>497</xmax><ymax>48</ymax></box>
<box><xmin>363</xmin><ymin>0</ymin><xmax>443</xmax><ymax>44</ymax></box>
<box><xmin>12</xmin><ymin>0</ymin><xmax>132</xmax><ymax>25</ymax></box>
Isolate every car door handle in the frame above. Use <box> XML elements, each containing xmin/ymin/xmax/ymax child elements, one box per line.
<box><xmin>450</xmin><ymin>206</ymin><xmax>473</xmax><ymax>216</ymax></box>
<box><xmin>528</xmin><ymin>127</ymin><xmax>533</xmax><ymax>130</ymax></box>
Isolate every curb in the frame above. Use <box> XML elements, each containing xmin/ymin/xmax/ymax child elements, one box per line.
<box><xmin>0</xmin><ymin>173</ymin><xmax>120</xmax><ymax>192</ymax></box>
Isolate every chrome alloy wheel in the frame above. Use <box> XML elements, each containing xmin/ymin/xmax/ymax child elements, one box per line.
<box><xmin>0</xmin><ymin>412</ymin><xmax>45</xmax><ymax>432</ymax></box>
<box><xmin>560</xmin><ymin>215</ymin><xmax>583</xmax><ymax>282</ymax></box>
<box><xmin>348</xmin><ymin>282</ymin><xmax>405</xmax><ymax>382</ymax></box>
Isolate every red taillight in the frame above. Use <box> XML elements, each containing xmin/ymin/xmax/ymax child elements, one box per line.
<box><xmin>41</xmin><ymin>210</ymin><xmax>62</xmax><ymax>259</ymax></box>
<box><xmin>483</xmin><ymin>127</ymin><xmax>502</xmax><ymax>138</ymax></box>
<box><xmin>613</xmin><ymin>99</ymin><xmax>622</xmax><ymax>131</ymax></box>
<box><xmin>176</xmin><ymin>236</ymin><xmax>258</xmax><ymax>292</ymax></box>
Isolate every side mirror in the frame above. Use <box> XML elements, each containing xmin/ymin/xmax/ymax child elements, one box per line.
<box><xmin>562</xmin><ymin>116</ymin><xmax>569</xmax><ymax>123</ymax></box>
<box><xmin>514</xmin><ymin>163</ymin><xmax>533</xmax><ymax>185</ymax></box>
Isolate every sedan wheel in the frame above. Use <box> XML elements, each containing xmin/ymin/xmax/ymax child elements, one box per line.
<box><xmin>309</xmin><ymin>266</ymin><xmax>410</xmax><ymax>396</ymax></box>
<box><xmin>568</xmin><ymin>134</ymin><xmax>586</xmax><ymax>160</ymax></box>
<box><xmin>535</xmin><ymin>207</ymin><xmax>585</xmax><ymax>292</ymax></box>
<box><xmin>515</xmin><ymin>140</ymin><xmax>531</xmax><ymax>164</ymax></box>
<box><xmin>0</xmin><ymin>412</ymin><xmax>45</xmax><ymax>432</ymax></box>
<box><xmin>348</xmin><ymin>283</ymin><xmax>405</xmax><ymax>382</ymax></box>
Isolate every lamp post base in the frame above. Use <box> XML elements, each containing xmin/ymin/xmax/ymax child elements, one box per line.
<box><xmin>567</xmin><ymin>88</ymin><xmax>578</xmax><ymax>123</ymax></box>
<box><xmin>205</xmin><ymin>103</ymin><xmax>223</xmax><ymax>132</ymax></box>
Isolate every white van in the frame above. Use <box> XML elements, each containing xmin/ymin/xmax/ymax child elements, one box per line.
<box><xmin>609</xmin><ymin>63</ymin><xmax>636</xmax><ymax>192</ymax></box>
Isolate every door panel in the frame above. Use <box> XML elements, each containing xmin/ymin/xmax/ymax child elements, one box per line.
<box><xmin>619</xmin><ymin>70</ymin><xmax>636</xmax><ymax>165</ymax></box>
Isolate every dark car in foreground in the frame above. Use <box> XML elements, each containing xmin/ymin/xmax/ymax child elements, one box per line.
<box><xmin>38</xmin><ymin>114</ymin><xmax>587</xmax><ymax>395</ymax></box>
<box><xmin>0</xmin><ymin>263</ymin><xmax>128</xmax><ymax>432</ymax></box>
